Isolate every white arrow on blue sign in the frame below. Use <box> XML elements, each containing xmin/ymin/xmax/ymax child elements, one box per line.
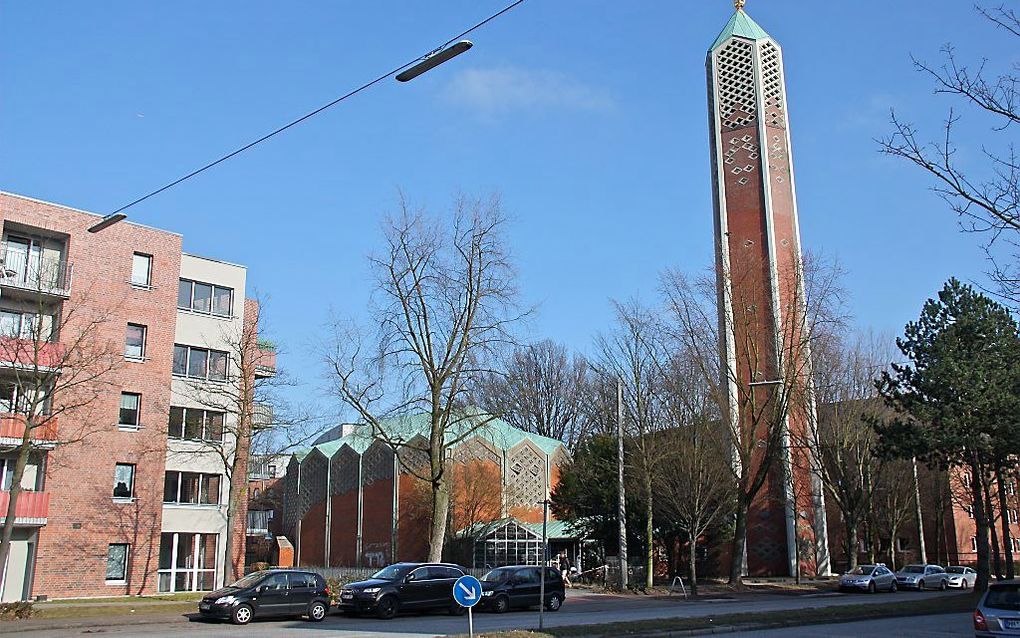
<box><xmin>453</xmin><ymin>575</ymin><xmax>482</xmax><ymax>608</ymax></box>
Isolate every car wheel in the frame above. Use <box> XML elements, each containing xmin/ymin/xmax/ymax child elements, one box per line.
<box><xmin>308</xmin><ymin>601</ymin><xmax>328</xmax><ymax>622</ymax></box>
<box><xmin>546</xmin><ymin>593</ymin><xmax>563</xmax><ymax>611</ymax></box>
<box><xmin>231</xmin><ymin>604</ymin><xmax>253</xmax><ymax>625</ymax></box>
<box><xmin>868</xmin><ymin>582</ymin><xmax>876</xmax><ymax>594</ymax></box>
<box><xmin>917</xmin><ymin>579</ymin><xmax>925</xmax><ymax>591</ymax></box>
<box><xmin>493</xmin><ymin>595</ymin><xmax>510</xmax><ymax>614</ymax></box>
<box><xmin>375</xmin><ymin>596</ymin><xmax>399</xmax><ymax>620</ymax></box>
<box><xmin>889</xmin><ymin>580</ymin><xmax>897</xmax><ymax>593</ymax></box>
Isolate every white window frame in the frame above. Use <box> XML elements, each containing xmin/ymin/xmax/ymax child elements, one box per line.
<box><xmin>105</xmin><ymin>543</ymin><xmax>130</xmax><ymax>584</ymax></box>
<box><xmin>130</xmin><ymin>253</ymin><xmax>153</xmax><ymax>288</ymax></box>
<box><xmin>125</xmin><ymin>323</ymin><xmax>147</xmax><ymax>361</ymax></box>
<box><xmin>113</xmin><ymin>463</ymin><xmax>136</xmax><ymax>501</ymax></box>
<box><xmin>157</xmin><ymin>532</ymin><xmax>218</xmax><ymax>593</ymax></box>
<box><xmin>119</xmin><ymin>392</ymin><xmax>142</xmax><ymax>431</ymax></box>
<box><xmin>163</xmin><ymin>470</ymin><xmax>222</xmax><ymax>506</ymax></box>
<box><xmin>177</xmin><ymin>278</ymin><xmax>234</xmax><ymax>318</ymax></box>
<box><xmin>172</xmin><ymin>344</ymin><xmax>228</xmax><ymax>381</ymax></box>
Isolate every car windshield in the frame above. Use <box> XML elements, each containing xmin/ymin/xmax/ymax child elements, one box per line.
<box><xmin>985</xmin><ymin>584</ymin><xmax>1020</xmax><ymax>611</ymax></box>
<box><xmin>850</xmin><ymin>565</ymin><xmax>876</xmax><ymax>575</ymax></box>
<box><xmin>902</xmin><ymin>566</ymin><xmax>924</xmax><ymax>574</ymax></box>
<box><xmin>946</xmin><ymin>567</ymin><xmax>965</xmax><ymax>574</ymax></box>
<box><xmin>228</xmin><ymin>572</ymin><xmax>267</xmax><ymax>589</ymax></box>
<box><xmin>371</xmin><ymin>565</ymin><xmax>411</xmax><ymax>581</ymax></box>
<box><xmin>482</xmin><ymin>568</ymin><xmax>515</xmax><ymax>583</ymax></box>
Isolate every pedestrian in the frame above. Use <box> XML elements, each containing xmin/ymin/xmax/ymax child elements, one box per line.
<box><xmin>559</xmin><ymin>553</ymin><xmax>572</xmax><ymax>588</ymax></box>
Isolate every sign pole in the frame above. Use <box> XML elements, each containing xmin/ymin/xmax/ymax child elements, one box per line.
<box><xmin>468</xmin><ymin>606</ymin><xmax>474</xmax><ymax>638</ymax></box>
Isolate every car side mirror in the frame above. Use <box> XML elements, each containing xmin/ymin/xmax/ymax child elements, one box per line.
<box><xmin>404</xmin><ymin>574</ymin><xmax>415</xmax><ymax>583</ymax></box>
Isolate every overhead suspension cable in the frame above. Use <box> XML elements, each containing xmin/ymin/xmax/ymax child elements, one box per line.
<box><xmin>107</xmin><ymin>0</ymin><xmax>528</xmax><ymax>218</ymax></box>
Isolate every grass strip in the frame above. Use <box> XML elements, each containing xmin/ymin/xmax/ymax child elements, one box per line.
<box><xmin>452</xmin><ymin>593</ymin><xmax>980</xmax><ymax>638</ymax></box>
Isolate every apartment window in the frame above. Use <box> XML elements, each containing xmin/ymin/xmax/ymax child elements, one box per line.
<box><xmin>268</xmin><ymin>464</ymin><xmax>276</xmax><ymax>478</ymax></box>
<box><xmin>972</xmin><ymin>536</ymin><xmax>978</xmax><ymax>552</ymax></box>
<box><xmin>0</xmin><ymin>382</ymin><xmax>47</xmax><ymax>415</ymax></box>
<box><xmin>119</xmin><ymin>393</ymin><xmax>141</xmax><ymax>429</ymax></box>
<box><xmin>178</xmin><ymin>279</ymin><xmax>233</xmax><ymax>318</ymax></box>
<box><xmin>168</xmin><ymin>407</ymin><xmax>224</xmax><ymax>442</ymax></box>
<box><xmin>106</xmin><ymin>544</ymin><xmax>129</xmax><ymax>582</ymax></box>
<box><xmin>1013</xmin><ymin>538</ymin><xmax>1020</xmax><ymax>553</ymax></box>
<box><xmin>965</xmin><ymin>504</ymin><xmax>975</xmax><ymax>519</ymax></box>
<box><xmin>157</xmin><ymin>532</ymin><xmax>217</xmax><ymax>592</ymax></box>
<box><xmin>963</xmin><ymin>473</ymin><xmax>972</xmax><ymax>488</ymax></box>
<box><xmin>163</xmin><ymin>471</ymin><xmax>221</xmax><ymax>505</ymax></box>
<box><xmin>125</xmin><ymin>324</ymin><xmax>146</xmax><ymax>360</ymax></box>
<box><xmin>1008</xmin><ymin>480</ymin><xmax>1017</xmax><ymax>497</ymax></box>
<box><xmin>113</xmin><ymin>463</ymin><xmax>135</xmax><ymax>499</ymax></box>
<box><xmin>131</xmin><ymin>253</ymin><xmax>152</xmax><ymax>287</ymax></box>
<box><xmin>0</xmin><ymin>310</ymin><xmax>55</xmax><ymax>343</ymax></box>
<box><xmin>173</xmin><ymin>344</ymin><xmax>228</xmax><ymax>381</ymax></box>
<box><xmin>1009</xmin><ymin>509</ymin><xmax>1019</xmax><ymax>524</ymax></box>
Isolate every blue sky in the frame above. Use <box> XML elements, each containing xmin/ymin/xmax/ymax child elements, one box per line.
<box><xmin>2</xmin><ymin>1</ymin><xmax>1014</xmax><ymax>411</ymax></box>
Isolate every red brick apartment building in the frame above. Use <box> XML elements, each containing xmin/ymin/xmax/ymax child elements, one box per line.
<box><xmin>0</xmin><ymin>192</ymin><xmax>273</xmax><ymax>601</ymax></box>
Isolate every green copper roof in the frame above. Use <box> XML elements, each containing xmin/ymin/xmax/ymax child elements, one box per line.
<box><xmin>710</xmin><ymin>10</ymin><xmax>771</xmax><ymax>50</ymax></box>
<box><xmin>298</xmin><ymin>409</ymin><xmax>566</xmax><ymax>462</ymax></box>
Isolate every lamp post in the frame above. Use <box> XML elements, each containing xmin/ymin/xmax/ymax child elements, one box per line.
<box><xmin>537</xmin><ymin>497</ymin><xmax>550</xmax><ymax>630</ymax></box>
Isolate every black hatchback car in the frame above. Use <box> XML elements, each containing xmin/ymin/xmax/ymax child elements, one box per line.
<box><xmin>198</xmin><ymin>569</ymin><xmax>330</xmax><ymax>625</ymax></box>
<box><xmin>478</xmin><ymin>565</ymin><xmax>565</xmax><ymax>613</ymax></box>
<box><xmin>338</xmin><ymin>562</ymin><xmax>466</xmax><ymax>619</ymax></box>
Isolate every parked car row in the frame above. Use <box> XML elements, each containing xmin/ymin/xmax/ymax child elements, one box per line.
<box><xmin>839</xmin><ymin>563</ymin><xmax>978</xmax><ymax>593</ymax></box>
<box><xmin>198</xmin><ymin>562</ymin><xmax>566</xmax><ymax>625</ymax></box>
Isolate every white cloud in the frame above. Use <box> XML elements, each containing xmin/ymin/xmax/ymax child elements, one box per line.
<box><xmin>443</xmin><ymin>66</ymin><xmax>615</xmax><ymax>116</ymax></box>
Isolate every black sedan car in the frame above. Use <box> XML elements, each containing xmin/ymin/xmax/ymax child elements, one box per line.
<box><xmin>198</xmin><ymin>569</ymin><xmax>330</xmax><ymax>625</ymax></box>
<box><xmin>337</xmin><ymin>562</ymin><xmax>467</xmax><ymax>619</ymax></box>
<box><xmin>478</xmin><ymin>565</ymin><xmax>565</xmax><ymax>613</ymax></box>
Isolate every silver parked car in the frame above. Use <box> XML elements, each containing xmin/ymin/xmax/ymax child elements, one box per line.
<box><xmin>947</xmin><ymin>565</ymin><xmax>978</xmax><ymax>589</ymax></box>
<box><xmin>839</xmin><ymin>564</ymin><xmax>897</xmax><ymax>593</ymax></box>
<box><xmin>974</xmin><ymin>579</ymin><xmax>1020</xmax><ymax>636</ymax></box>
<box><xmin>895</xmin><ymin>564</ymin><xmax>949</xmax><ymax>591</ymax></box>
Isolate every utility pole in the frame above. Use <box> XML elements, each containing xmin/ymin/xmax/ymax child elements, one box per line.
<box><xmin>617</xmin><ymin>377</ymin><xmax>629</xmax><ymax>590</ymax></box>
<box><xmin>539</xmin><ymin>498</ymin><xmax>549</xmax><ymax>630</ymax></box>
<box><xmin>912</xmin><ymin>457</ymin><xmax>927</xmax><ymax>564</ymax></box>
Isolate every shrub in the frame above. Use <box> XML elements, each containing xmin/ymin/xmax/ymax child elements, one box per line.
<box><xmin>0</xmin><ymin>601</ymin><xmax>34</xmax><ymax>620</ymax></box>
<box><xmin>325</xmin><ymin>577</ymin><xmax>342</xmax><ymax>606</ymax></box>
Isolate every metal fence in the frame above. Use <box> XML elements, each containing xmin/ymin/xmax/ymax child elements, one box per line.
<box><xmin>279</xmin><ymin>565</ymin><xmax>492</xmax><ymax>585</ymax></box>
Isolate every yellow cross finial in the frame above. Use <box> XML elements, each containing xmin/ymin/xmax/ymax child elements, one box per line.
<box><xmin>734</xmin><ymin>0</ymin><xmax>746</xmax><ymax>10</ymax></box>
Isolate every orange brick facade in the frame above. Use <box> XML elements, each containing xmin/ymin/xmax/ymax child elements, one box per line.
<box><xmin>0</xmin><ymin>192</ymin><xmax>260</xmax><ymax>600</ymax></box>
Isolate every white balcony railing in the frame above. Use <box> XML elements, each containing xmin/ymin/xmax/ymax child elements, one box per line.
<box><xmin>0</xmin><ymin>242</ymin><xmax>72</xmax><ymax>297</ymax></box>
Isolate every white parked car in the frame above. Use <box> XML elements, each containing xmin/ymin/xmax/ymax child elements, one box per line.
<box><xmin>945</xmin><ymin>565</ymin><xmax>977</xmax><ymax>589</ymax></box>
<box><xmin>838</xmin><ymin>564</ymin><xmax>897</xmax><ymax>593</ymax></box>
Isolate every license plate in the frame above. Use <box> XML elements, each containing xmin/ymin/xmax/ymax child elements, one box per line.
<box><xmin>199</xmin><ymin>603</ymin><xmax>211</xmax><ymax>610</ymax></box>
<box><xmin>341</xmin><ymin>594</ymin><xmax>353</xmax><ymax>600</ymax></box>
<box><xmin>1004</xmin><ymin>619</ymin><xmax>1020</xmax><ymax>629</ymax></box>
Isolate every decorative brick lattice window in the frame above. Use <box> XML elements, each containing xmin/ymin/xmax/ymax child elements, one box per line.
<box><xmin>507</xmin><ymin>446</ymin><xmax>545</xmax><ymax>508</ymax></box>
<box><xmin>716</xmin><ymin>39</ymin><xmax>757</xmax><ymax>129</ymax></box>
<box><xmin>331</xmin><ymin>447</ymin><xmax>359</xmax><ymax>496</ymax></box>
<box><xmin>760</xmin><ymin>41</ymin><xmax>786</xmax><ymax>128</ymax></box>
<box><xmin>362</xmin><ymin>442</ymin><xmax>394</xmax><ymax>485</ymax></box>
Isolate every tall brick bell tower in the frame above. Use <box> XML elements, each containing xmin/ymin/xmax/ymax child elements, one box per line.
<box><xmin>706</xmin><ymin>1</ymin><xmax>831</xmax><ymax>577</ymax></box>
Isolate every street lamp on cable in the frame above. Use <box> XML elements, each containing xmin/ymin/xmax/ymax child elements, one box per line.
<box><xmin>396</xmin><ymin>40</ymin><xmax>473</xmax><ymax>82</ymax></box>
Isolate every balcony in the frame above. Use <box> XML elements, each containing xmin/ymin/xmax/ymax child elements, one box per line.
<box><xmin>0</xmin><ymin>242</ymin><xmax>72</xmax><ymax>299</ymax></box>
<box><xmin>0</xmin><ymin>338</ymin><xmax>64</xmax><ymax>371</ymax></box>
<box><xmin>254</xmin><ymin>344</ymin><xmax>276</xmax><ymax>379</ymax></box>
<box><xmin>0</xmin><ymin>490</ymin><xmax>50</xmax><ymax>525</ymax></box>
<box><xmin>0</xmin><ymin>414</ymin><xmax>58</xmax><ymax>448</ymax></box>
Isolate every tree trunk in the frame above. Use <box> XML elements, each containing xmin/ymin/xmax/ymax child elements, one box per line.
<box><xmin>985</xmin><ymin>476</ymin><xmax>1003</xmax><ymax>579</ymax></box>
<box><xmin>971</xmin><ymin>457</ymin><xmax>991</xmax><ymax>591</ymax></box>
<box><xmin>889</xmin><ymin>520</ymin><xmax>899</xmax><ymax>571</ymax></box>
<box><xmin>729</xmin><ymin>497</ymin><xmax>749</xmax><ymax>585</ymax></box>
<box><xmin>689</xmin><ymin>532</ymin><xmax>698</xmax><ymax>597</ymax></box>
<box><xmin>912</xmin><ymin>458</ymin><xmax>927</xmax><ymax>564</ymax></box>
<box><xmin>0</xmin><ymin>428</ymin><xmax>34</xmax><ymax>579</ymax></box>
<box><xmin>644</xmin><ymin>475</ymin><xmax>654</xmax><ymax>590</ymax></box>
<box><xmin>427</xmin><ymin>475</ymin><xmax>450</xmax><ymax>563</ymax></box>
<box><xmin>845</xmin><ymin>523</ymin><xmax>859</xmax><ymax>573</ymax></box>
<box><xmin>997</xmin><ymin>468</ymin><xmax>1015</xmax><ymax>580</ymax></box>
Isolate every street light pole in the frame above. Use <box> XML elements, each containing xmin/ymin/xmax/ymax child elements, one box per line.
<box><xmin>616</xmin><ymin>377</ymin><xmax>628</xmax><ymax>591</ymax></box>
<box><xmin>539</xmin><ymin>497</ymin><xmax>549</xmax><ymax>630</ymax></box>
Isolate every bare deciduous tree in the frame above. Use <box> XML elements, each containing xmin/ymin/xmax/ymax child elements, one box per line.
<box><xmin>0</xmin><ymin>278</ymin><xmax>121</xmax><ymax>576</ymax></box>
<box><xmin>326</xmin><ymin>193</ymin><xmax>523</xmax><ymax>562</ymax></box>
<box><xmin>593</xmin><ymin>299</ymin><xmax>671</xmax><ymax>590</ymax></box>
<box><xmin>879</xmin><ymin>4</ymin><xmax>1020</xmax><ymax>306</ymax></box>
<box><xmin>801</xmin><ymin>331</ymin><xmax>892</xmax><ymax>572</ymax></box>
<box><xmin>472</xmin><ymin>339</ymin><xmax>590</xmax><ymax>449</ymax></box>
<box><xmin>661</xmin><ymin>253</ymin><xmax>845</xmax><ymax>585</ymax></box>
<box><xmin>172</xmin><ymin>298</ymin><xmax>307</xmax><ymax>581</ymax></box>
<box><xmin>654</xmin><ymin>350</ymin><xmax>735</xmax><ymax>596</ymax></box>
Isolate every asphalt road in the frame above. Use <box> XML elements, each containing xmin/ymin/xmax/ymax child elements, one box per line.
<box><xmin>10</xmin><ymin>589</ymin><xmax>968</xmax><ymax>638</ymax></box>
<box><xmin>725</xmin><ymin>612</ymin><xmax>973</xmax><ymax>636</ymax></box>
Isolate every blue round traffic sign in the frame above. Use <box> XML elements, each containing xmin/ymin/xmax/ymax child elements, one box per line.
<box><xmin>453</xmin><ymin>574</ymin><xmax>482</xmax><ymax>607</ymax></box>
